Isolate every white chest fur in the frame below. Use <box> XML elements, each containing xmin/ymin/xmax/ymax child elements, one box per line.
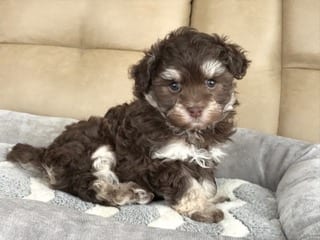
<box><xmin>151</xmin><ymin>140</ymin><xmax>225</xmax><ymax>168</ymax></box>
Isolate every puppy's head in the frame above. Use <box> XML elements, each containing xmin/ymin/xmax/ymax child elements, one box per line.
<box><xmin>130</xmin><ymin>27</ymin><xmax>250</xmax><ymax>131</ymax></box>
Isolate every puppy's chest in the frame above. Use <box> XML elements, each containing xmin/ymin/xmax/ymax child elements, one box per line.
<box><xmin>151</xmin><ymin>139</ymin><xmax>224</xmax><ymax>168</ymax></box>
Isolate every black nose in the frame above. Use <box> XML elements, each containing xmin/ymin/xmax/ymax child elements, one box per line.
<box><xmin>187</xmin><ymin>106</ymin><xmax>203</xmax><ymax>118</ymax></box>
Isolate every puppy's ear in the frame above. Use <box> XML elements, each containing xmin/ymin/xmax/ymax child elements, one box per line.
<box><xmin>215</xmin><ymin>35</ymin><xmax>250</xmax><ymax>79</ymax></box>
<box><xmin>130</xmin><ymin>49</ymin><xmax>158</xmax><ymax>98</ymax></box>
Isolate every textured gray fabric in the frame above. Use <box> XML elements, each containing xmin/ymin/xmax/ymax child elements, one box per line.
<box><xmin>111</xmin><ymin>205</ymin><xmax>161</xmax><ymax>225</ymax></box>
<box><xmin>217</xmin><ymin>130</ymin><xmax>320</xmax><ymax>240</ymax></box>
<box><xmin>217</xmin><ymin>129</ymin><xmax>318</xmax><ymax>191</ymax></box>
<box><xmin>50</xmin><ymin>191</ymin><xmax>95</xmax><ymax>211</ymax></box>
<box><xmin>0</xmin><ymin>110</ymin><xmax>76</xmax><ymax>146</ymax></box>
<box><xmin>233</xmin><ymin>184</ymin><xmax>278</xmax><ymax>220</ymax></box>
<box><xmin>0</xmin><ymin>198</ymin><xmax>214</xmax><ymax>240</ymax></box>
<box><xmin>0</xmin><ymin>164</ymin><xmax>30</xmax><ymax>198</ymax></box>
<box><xmin>277</xmin><ymin>158</ymin><xmax>320</xmax><ymax>240</ymax></box>
<box><xmin>1</xmin><ymin>109</ymin><xmax>320</xmax><ymax>240</ymax></box>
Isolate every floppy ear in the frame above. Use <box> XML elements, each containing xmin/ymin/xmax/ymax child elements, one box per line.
<box><xmin>215</xmin><ymin>35</ymin><xmax>250</xmax><ymax>79</ymax></box>
<box><xmin>129</xmin><ymin>48</ymin><xmax>158</xmax><ymax>99</ymax></box>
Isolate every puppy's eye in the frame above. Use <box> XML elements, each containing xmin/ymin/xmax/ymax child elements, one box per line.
<box><xmin>168</xmin><ymin>81</ymin><xmax>181</xmax><ymax>93</ymax></box>
<box><xmin>206</xmin><ymin>79</ymin><xmax>216</xmax><ymax>89</ymax></box>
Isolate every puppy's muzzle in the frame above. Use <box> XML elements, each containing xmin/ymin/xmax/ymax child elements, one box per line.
<box><xmin>187</xmin><ymin>106</ymin><xmax>204</xmax><ymax>118</ymax></box>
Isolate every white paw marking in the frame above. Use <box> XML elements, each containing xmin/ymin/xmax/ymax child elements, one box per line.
<box><xmin>91</xmin><ymin>145</ymin><xmax>119</xmax><ymax>184</ymax></box>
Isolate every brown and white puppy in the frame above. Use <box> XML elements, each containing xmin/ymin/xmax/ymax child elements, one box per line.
<box><xmin>7</xmin><ymin>27</ymin><xmax>249</xmax><ymax>223</ymax></box>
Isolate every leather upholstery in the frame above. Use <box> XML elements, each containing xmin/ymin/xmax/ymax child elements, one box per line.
<box><xmin>0</xmin><ymin>0</ymin><xmax>319</xmax><ymax>142</ymax></box>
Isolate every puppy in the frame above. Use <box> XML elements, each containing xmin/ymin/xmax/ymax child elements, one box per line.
<box><xmin>7</xmin><ymin>27</ymin><xmax>249</xmax><ymax>223</ymax></box>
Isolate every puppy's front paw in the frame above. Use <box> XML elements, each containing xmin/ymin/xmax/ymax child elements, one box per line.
<box><xmin>133</xmin><ymin>188</ymin><xmax>154</xmax><ymax>204</ymax></box>
<box><xmin>126</xmin><ymin>182</ymin><xmax>154</xmax><ymax>204</ymax></box>
<box><xmin>191</xmin><ymin>208</ymin><xmax>224</xmax><ymax>223</ymax></box>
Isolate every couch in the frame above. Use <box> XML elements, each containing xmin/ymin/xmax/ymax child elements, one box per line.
<box><xmin>0</xmin><ymin>1</ymin><xmax>319</xmax><ymax>240</ymax></box>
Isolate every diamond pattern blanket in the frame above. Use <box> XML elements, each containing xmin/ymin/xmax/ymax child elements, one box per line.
<box><xmin>0</xmin><ymin>142</ymin><xmax>284</xmax><ymax>239</ymax></box>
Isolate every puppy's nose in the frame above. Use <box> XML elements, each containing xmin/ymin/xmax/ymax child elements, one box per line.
<box><xmin>187</xmin><ymin>106</ymin><xmax>203</xmax><ymax>118</ymax></box>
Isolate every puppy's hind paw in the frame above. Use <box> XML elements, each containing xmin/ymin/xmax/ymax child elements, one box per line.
<box><xmin>212</xmin><ymin>195</ymin><xmax>231</xmax><ymax>204</ymax></box>
<box><xmin>190</xmin><ymin>208</ymin><xmax>224</xmax><ymax>223</ymax></box>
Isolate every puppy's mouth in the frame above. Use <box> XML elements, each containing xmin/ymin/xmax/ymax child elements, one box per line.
<box><xmin>166</xmin><ymin>102</ymin><xmax>223</xmax><ymax>130</ymax></box>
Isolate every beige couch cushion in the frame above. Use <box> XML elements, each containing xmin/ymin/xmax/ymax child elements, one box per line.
<box><xmin>0</xmin><ymin>0</ymin><xmax>190</xmax><ymax>119</ymax></box>
<box><xmin>0</xmin><ymin>0</ymin><xmax>191</xmax><ymax>51</ymax></box>
<box><xmin>191</xmin><ymin>0</ymin><xmax>282</xmax><ymax>135</ymax></box>
<box><xmin>279</xmin><ymin>0</ymin><xmax>320</xmax><ymax>142</ymax></box>
<box><xmin>280</xmin><ymin>69</ymin><xmax>320</xmax><ymax>142</ymax></box>
<box><xmin>0</xmin><ymin>44</ymin><xmax>141</xmax><ymax>118</ymax></box>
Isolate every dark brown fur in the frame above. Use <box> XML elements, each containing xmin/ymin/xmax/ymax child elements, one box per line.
<box><xmin>7</xmin><ymin>27</ymin><xmax>249</xmax><ymax>223</ymax></box>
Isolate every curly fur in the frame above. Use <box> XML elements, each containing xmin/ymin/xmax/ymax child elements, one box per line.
<box><xmin>7</xmin><ymin>27</ymin><xmax>249</xmax><ymax>223</ymax></box>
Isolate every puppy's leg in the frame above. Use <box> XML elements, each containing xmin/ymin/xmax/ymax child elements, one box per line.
<box><xmin>172</xmin><ymin>178</ymin><xmax>224</xmax><ymax>223</ymax></box>
<box><xmin>44</xmin><ymin>144</ymin><xmax>154</xmax><ymax>206</ymax></box>
<box><xmin>93</xmin><ymin>180</ymin><xmax>154</xmax><ymax>206</ymax></box>
<box><xmin>200</xmin><ymin>179</ymin><xmax>230</xmax><ymax>204</ymax></box>
<box><xmin>80</xmin><ymin>144</ymin><xmax>154</xmax><ymax>206</ymax></box>
<box><xmin>150</xmin><ymin>161</ymin><xmax>224</xmax><ymax>223</ymax></box>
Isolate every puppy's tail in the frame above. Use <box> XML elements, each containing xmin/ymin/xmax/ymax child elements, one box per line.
<box><xmin>7</xmin><ymin>143</ymin><xmax>46</xmax><ymax>172</ymax></box>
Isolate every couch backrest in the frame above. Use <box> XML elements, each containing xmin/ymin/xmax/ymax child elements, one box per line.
<box><xmin>0</xmin><ymin>0</ymin><xmax>190</xmax><ymax>118</ymax></box>
<box><xmin>279</xmin><ymin>0</ymin><xmax>320</xmax><ymax>142</ymax></box>
<box><xmin>0</xmin><ymin>0</ymin><xmax>319</xmax><ymax>142</ymax></box>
